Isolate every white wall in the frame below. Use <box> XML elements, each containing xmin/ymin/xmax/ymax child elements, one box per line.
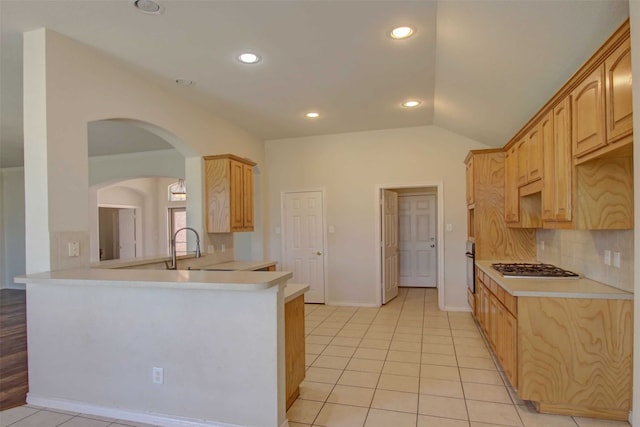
<box><xmin>266</xmin><ymin>125</ymin><xmax>490</xmax><ymax>309</ymax></box>
<box><xmin>1</xmin><ymin>150</ymin><xmax>186</xmax><ymax>287</ymax></box>
<box><xmin>22</xmin><ymin>29</ymin><xmax>265</xmax><ymax>274</ymax></box>
<box><xmin>1</xmin><ymin>168</ymin><xmax>25</xmax><ymax>289</ymax></box>
<box><xmin>89</xmin><ymin>149</ymin><xmax>184</xmax><ymax>187</ymax></box>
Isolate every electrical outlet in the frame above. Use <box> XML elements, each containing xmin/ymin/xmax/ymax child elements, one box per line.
<box><xmin>540</xmin><ymin>241</ymin><xmax>545</xmax><ymax>251</ymax></box>
<box><xmin>604</xmin><ymin>250</ymin><xmax>611</xmax><ymax>266</ymax></box>
<box><xmin>221</xmin><ymin>244</ymin><xmax>225</xmax><ymax>252</ymax></box>
<box><xmin>613</xmin><ymin>252</ymin><xmax>621</xmax><ymax>268</ymax></box>
<box><xmin>207</xmin><ymin>245</ymin><xmax>214</xmax><ymax>254</ymax></box>
<box><xmin>446</xmin><ymin>224</ymin><xmax>453</xmax><ymax>232</ymax></box>
<box><xmin>152</xmin><ymin>367</ymin><xmax>164</xmax><ymax>384</ymax></box>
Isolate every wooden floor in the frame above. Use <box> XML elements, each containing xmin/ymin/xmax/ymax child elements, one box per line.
<box><xmin>0</xmin><ymin>289</ymin><xmax>28</xmax><ymax>410</ymax></box>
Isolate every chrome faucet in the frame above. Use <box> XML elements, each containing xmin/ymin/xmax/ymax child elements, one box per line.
<box><xmin>169</xmin><ymin>227</ymin><xmax>201</xmax><ymax>270</ymax></box>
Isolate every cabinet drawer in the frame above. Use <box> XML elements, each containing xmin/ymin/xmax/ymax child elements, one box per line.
<box><xmin>477</xmin><ymin>269</ymin><xmax>485</xmax><ymax>283</ymax></box>
<box><xmin>497</xmin><ymin>286</ymin><xmax>506</xmax><ymax>305</ymax></box>
<box><xmin>503</xmin><ymin>291</ymin><xmax>517</xmax><ymax>316</ymax></box>
<box><xmin>489</xmin><ymin>278</ymin><xmax>499</xmax><ymax>296</ymax></box>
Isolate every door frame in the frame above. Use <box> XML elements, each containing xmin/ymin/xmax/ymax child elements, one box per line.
<box><xmin>280</xmin><ymin>188</ymin><xmax>329</xmax><ymax>303</ymax></box>
<box><xmin>97</xmin><ymin>203</ymin><xmax>141</xmax><ymax>259</ymax></box>
<box><xmin>375</xmin><ymin>182</ymin><xmax>445</xmax><ymax>310</ymax></box>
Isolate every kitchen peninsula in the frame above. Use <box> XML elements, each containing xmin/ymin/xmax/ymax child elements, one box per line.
<box><xmin>16</xmin><ymin>268</ymin><xmax>298</xmax><ymax>427</ymax></box>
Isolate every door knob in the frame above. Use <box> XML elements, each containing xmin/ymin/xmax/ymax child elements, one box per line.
<box><xmin>314</xmin><ymin>251</ymin><xmax>322</xmax><ymax>255</ymax></box>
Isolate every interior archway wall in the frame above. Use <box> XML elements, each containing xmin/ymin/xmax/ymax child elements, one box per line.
<box><xmin>23</xmin><ymin>28</ymin><xmax>265</xmax><ymax>273</ymax></box>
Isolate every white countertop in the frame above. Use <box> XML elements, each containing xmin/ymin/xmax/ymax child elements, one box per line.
<box><xmin>476</xmin><ymin>260</ymin><xmax>633</xmax><ymax>300</ymax></box>
<box><xmin>16</xmin><ymin>268</ymin><xmax>293</xmax><ymax>291</ymax></box>
<box><xmin>201</xmin><ymin>260</ymin><xmax>277</xmax><ymax>271</ymax></box>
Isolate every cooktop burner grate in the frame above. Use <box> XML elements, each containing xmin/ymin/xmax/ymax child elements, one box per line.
<box><xmin>491</xmin><ymin>263</ymin><xmax>579</xmax><ymax>279</ymax></box>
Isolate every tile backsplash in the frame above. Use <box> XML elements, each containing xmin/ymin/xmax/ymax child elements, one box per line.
<box><xmin>537</xmin><ymin>229</ymin><xmax>634</xmax><ymax>293</ymax></box>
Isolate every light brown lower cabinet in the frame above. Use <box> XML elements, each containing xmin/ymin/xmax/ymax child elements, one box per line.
<box><xmin>476</xmin><ymin>278</ymin><xmax>517</xmax><ymax>388</ymax></box>
<box><xmin>474</xmin><ymin>274</ymin><xmax>632</xmax><ymax>421</ymax></box>
<box><xmin>518</xmin><ymin>297</ymin><xmax>632</xmax><ymax>421</ymax></box>
<box><xmin>285</xmin><ymin>294</ymin><xmax>305</xmax><ymax>409</ymax></box>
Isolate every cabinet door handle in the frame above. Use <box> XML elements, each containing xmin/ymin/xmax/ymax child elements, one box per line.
<box><xmin>314</xmin><ymin>251</ymin><xmax>322</xmax><ymax>255</ymax></box>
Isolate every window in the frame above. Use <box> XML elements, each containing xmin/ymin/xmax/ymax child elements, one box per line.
<box><xmin>169</xmin><ymin>207</ymin><xmax>187</xmax><ymax>255</ymax></box>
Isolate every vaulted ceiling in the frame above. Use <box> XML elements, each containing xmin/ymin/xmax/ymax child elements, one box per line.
<box><xmin>0</xmin><ymin>0</ymin><xmax>630</xmax><ymax>168</ymax></box>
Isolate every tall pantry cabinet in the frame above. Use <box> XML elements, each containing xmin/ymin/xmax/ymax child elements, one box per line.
<box><xmin>464</xmin><ymin>149</ymin><xmax>536</xmax><ymax>314</ymax></box>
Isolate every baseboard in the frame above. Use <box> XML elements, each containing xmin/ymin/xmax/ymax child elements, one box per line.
<box><xmin>27</xmin><ymin>394</ymin><xmax>254</xmax><ymax>427</ymax></box>
<box><xmin>325</xmin><ymin>300</ymin><xmax>380</xmax><ymax>308</ymax></box>
<box><xmin>444</xmin><ymin>305</ymin><xmax>472</xmax><ymax>312</ymax></box>
<box><xmin>2</xmin><ymin>283</ymin><xmax>25</xmax><ymax>290</ymax></box>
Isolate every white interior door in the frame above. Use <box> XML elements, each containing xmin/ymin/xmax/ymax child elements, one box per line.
<box><xmin>118</xmin><ymin>208</ymin><xmax>137</xmax><ymax>259</ymax></box>
<box><xmin>283</xmin><ymin>191</ymin><xmax>326</xmax><ymax>303</ymax></box>
<box><xmin>399</xmin><ymin>194</ymin><xmax>437</xmax><ymax>287</ymax></box>
<box><xmin>381</xmin><ymin>189</ymin><xmax>399</xmax><ymax>304</ymax></box>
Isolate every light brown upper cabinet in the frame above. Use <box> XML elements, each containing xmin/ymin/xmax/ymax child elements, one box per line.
<box><xmin>499</xmin><ymin>20</ymin><xmax>632</xmax><ymax>230</ymax></box>
<box><xmin>516</xmin><ymin>137</ymin><xmax>528</xmax><ymax>187</ymax></box>
<box><xmin>515</xmin><ymin>122</ymin><xmax>543</xmax><ymax>190</ymax></box>
<box><xmin>605</xmin><ymin>38</ymin><xmax>633</xmax><ymax>144</ymax></box>
<box><xmin>504</xmin><ymin>146</ymin><xmax>520</xmax><ymax>224</ymax></box>
<box><xmin>542</xmin><ymin>100</ymin><xmax>572</xmax><ymax>224</ymax></box>
<box><xmin>571</xmin><ymin>67</ymin><xmax>606</xmax><ymax>159</ymax></box>
<box><xmin>527</xmin><ymin>124</ymin><xmax>543</xmax><ymax>183</ymax></box>
<box><xmin>205</xmin><ymin>154</ymin><xmax>256</xmax><ymax>233</ymax></box>
<box><xmin>573</xmin><ymin>37</ymin><xmax>633</xmax><ymax>164</ymax></box>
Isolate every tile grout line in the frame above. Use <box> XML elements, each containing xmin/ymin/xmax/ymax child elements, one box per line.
<box><xmin>306</xmin><ymin>296</ymin><xmax>395</xmax><ymax>426</ymax></box>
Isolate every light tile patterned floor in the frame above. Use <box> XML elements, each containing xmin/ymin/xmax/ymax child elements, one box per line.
<box><xmin>0</xmin><ymin>287</ymin><xmax>632</xmax><ymax>427</ymax></box>
<box><xmin>290</xmin><ymin>287</ymin><xmax>631</xmax><ymax>427</ymax></box>
<box><xmin>0</xmin><ymin>405</ymin><xmax>154</xmax><ymax>427</ymax></box>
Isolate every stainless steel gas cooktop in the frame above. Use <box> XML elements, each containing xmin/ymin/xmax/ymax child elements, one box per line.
<box><xmin>491</xmin><ymin>263</ymin><xmax>579</xmax><ymax>279</ymax></box>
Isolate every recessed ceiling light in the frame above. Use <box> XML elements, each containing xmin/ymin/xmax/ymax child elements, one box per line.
<box><xmin>305</xmin><ymin>112</ymin><xmax>320</xmax><ymax>118</ymax></box>
<box><xmin>175</xmin><ymin>78</ymin><xmax>194</xmax><ymax>87</ymax></box>
<box><xmin>133</xmin><ymin>0</ymin><xmax>163</xmax><ymax>14</ymax></box>
<box><xmin>238</xmin><ymin>53</ymin><xmax>262</xmax><ymax>64</ymax></box>
<box><xmin>402</xmin><ymin>100</ymin><xmax>421</xmax><ymax>108</ymax></box>
<box><xmin>390</xmin><ymin>26</ymin><xmax>415</xmax><ymax>39</ymax></box>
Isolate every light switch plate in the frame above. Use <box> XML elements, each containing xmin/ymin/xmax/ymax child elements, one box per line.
<box><xmin>604</xmin><ymin>250</ymin><xmax>611</xmax><ymax>266</ymax></box>
<box><xmin>613</xmin><ymin>252</ymin><xmax>621</xmax><ymax>268</ymax></box>
<box><xmin>68</xmin><ymin>241</ymin><xmax>80</xmax><ymax>257</ymax></box>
